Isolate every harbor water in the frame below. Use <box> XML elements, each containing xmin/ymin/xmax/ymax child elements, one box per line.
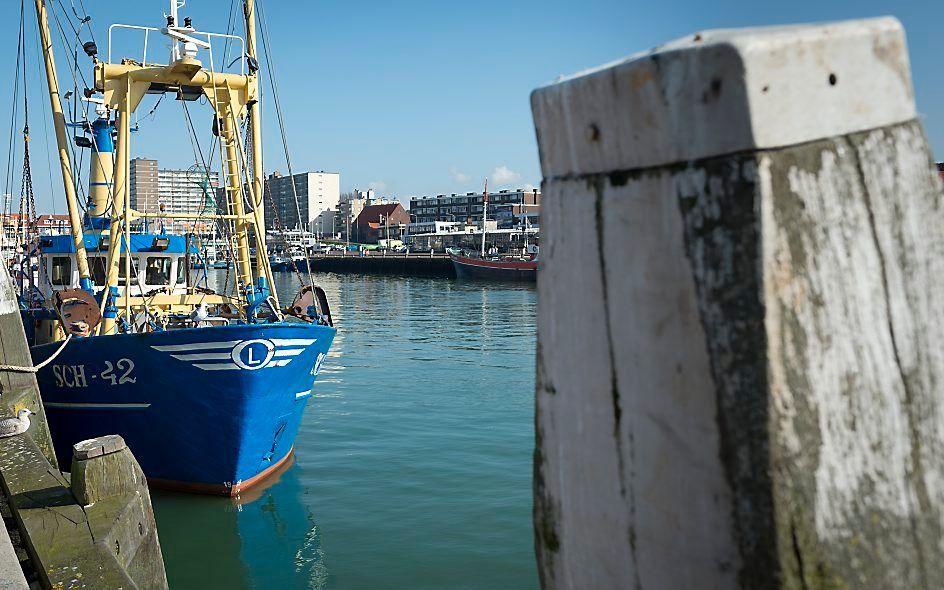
<box><xmin>151</xmin><ymin>270</ymin><xmax>538</xmax><ymax>589</ymax></box>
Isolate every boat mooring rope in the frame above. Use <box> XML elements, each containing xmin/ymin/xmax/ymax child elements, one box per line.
<box><xmin>0</xmin><ymin>334</ymin><xmax>72</xmax><ymax>373</ymax></box>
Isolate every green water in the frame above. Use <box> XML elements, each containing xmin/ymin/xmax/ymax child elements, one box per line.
<box><xmin>151</xmin><ymin>272</ymin><xmax>538</xmax><ymax>589</ymax></box>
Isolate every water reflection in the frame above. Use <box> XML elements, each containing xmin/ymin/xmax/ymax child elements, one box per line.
<box><xmin>238</xmin><ymin>460</ymin><xmax>330</xmax><ymax>590</ymax></box>
<box><xmin>155</xmin><ymin>271</ymin><xmax>538</xmax><ymax>589</ymax></box>
<box><xmin>153</xmin><ymin>456</ymin><xmax>329</xmax><ymax>590</ymax></box>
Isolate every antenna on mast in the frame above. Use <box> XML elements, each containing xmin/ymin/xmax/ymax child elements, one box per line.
<box><xmin>162</xmin><ymin>0</ymin><xmax>206</xmax><ymax>63</ymax></box>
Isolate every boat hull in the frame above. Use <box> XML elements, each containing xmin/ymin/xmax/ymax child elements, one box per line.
<box><xmin>29</xmin><ymin>322</ymin><xmax>335</xmax><ymax>495</ymax></box>
<box><xmin>450</xmin><ymin>254</ymin><xmax>537</xmax><ymax>282</ymax></box>
<box><xmin>270</xmin><ymin>258</ymin><xmax>308</xmax><ymax>272</ymax></box>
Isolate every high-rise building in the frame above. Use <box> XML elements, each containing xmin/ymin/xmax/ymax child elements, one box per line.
<box><xmin>263</xmin><ymin>171</ymin><xmax>340</xmax><ymax>233</ymax></box>
<box><xmin>157</xmin><ymin>165</ymin><xmax>219</xmax><ymax>218</ymax></box>
<box><xmin>129</xmin><ymin>158</ymin><xmax>219</xmax><ymax>233</ymax></box>
<box><xmin>129</xmin><ymin>158</ymin><xmax>159</xmax><ymax>216</ymax></box>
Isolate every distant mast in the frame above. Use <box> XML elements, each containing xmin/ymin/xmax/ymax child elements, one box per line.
<box><xmin>480</xmin><ymin>178</ymin><xmax>488</xmax><ymax>257</ymax></box>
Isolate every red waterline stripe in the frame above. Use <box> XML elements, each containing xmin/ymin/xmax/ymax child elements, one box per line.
<box><xmin>147</xmin><ymin>447</ymin><xmax>295</xmax><ymax>497</ymax></box>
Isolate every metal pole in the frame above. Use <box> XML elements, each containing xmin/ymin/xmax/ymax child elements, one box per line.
<box><xmin>34</xmin><ymin>0</ymin><xmax>91</xmax><ymax>286</ymax></box>
<box><xmin>480</xmin><ymin>179</ymin><xmax>488</xmax><ymax>258</ymax></box>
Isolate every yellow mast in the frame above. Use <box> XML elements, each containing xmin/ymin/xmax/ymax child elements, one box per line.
<box><xmin>34</xmin><ymin>0</ymin><xmax>91</xmax><ymax>286</ymax></box>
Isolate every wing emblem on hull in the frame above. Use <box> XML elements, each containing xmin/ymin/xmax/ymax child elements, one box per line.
<box><xmin>151</xmin><ymin>338</ymin><xmax>316</xmax><ymax>371</ymax></box>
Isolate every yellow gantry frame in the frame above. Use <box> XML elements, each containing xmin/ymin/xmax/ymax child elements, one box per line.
<box><xmin>90</xmin><ymin>50</ymin><xmax>277</xmax><ymax>333</ymax></box>
<box><xmin>36</xmin><ymin>0</ymin><xmax>277</xmax><ymax>335</ymax></box>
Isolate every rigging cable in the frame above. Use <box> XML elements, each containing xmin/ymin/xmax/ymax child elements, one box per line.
<box><xmin>221</xmin><ymin>0</ymin><xmax>238</xmax><ymax>69</ymax></box>
<box><xmin>4</xmin><ymin>0</ymin><xmax>25</xmax><ymax>225</ymax></box>
<box><xmin>47</xmin><ymin>0</ymin><xmax>93</xmax><ymax>210</ymax></box>
<box><xmin>181</xmin><ymin>100</ymin><xmax>239</xmax><ymax>298</ymax></box>
<box><xmin>20</xmin><ymin>0</ymin><xmax>36</xmax><ymax>245</ymax></box>
<box><xmin>47</xmin><ymin>0</ymin><xmax>118</xmax><ymax>220</ymax></box>
<box><xmin>255</xmin><ymin>0</ymin><xmax>315</xmax><ymax>292</ymax></box>
<box><xmin>30</xmin><ymin>11</ymin><xmax>59</xmax><ymax>219</ymax></box>
<box><xmin>20</xmin><ymin>76</ymin><xmax>36</xmax><ymax>244</ymax></box>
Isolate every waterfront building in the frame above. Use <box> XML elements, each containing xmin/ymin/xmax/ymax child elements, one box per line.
<box><xmin>158</xmin><ymin>165</ymin><xmax>219</xmax><ymax>220</ymax></box>
<box><xmin>0</xmin><ymin>213</ymin><xmax>16</xmax><ymax>246</ymax></box>
<box><xmin>409</xmin><ymin>188</ymin><xmax>541</xmax><ymax>228</ymax></box>
<box><xmin>263</xmin><ymin>171</ymin><xmax>340</xmax><ymax>233</ymax></box>
<box><xmin>354</xmin><ymin>188</ymin><xmax>375</xmax><ymax>202</ymax></box>
<box><xmin>404</xmin><ymin>222</ymin><xmax>535</xmax><ymax>251</ymax></box>
<box><xmin>35</xmin><ymin>214</ymin><xmax>71</xmax><ymax>235</ymax></box>
<box><xmin>354</xmin><ymin>203</ymin><xmax>410</xmax><ymax>243</ymax></box>
<box><xmin>336</xmin><ymin>194</ymin><xmax>366</xmax><ymax>242</ymax></box>
<box><xmin>0</xmin><ymin>213</ymin><xmax>72</xmax><ymax>246</ymax></box>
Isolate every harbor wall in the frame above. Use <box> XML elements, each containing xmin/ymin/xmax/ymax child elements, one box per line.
<box><xmin>531</xmin><ymin>17</ymin><xmax>944</xmax><ymax>589</ymax></box>
<box><xmin>308</xmin><ymin>253</ymin><xmax>456</xmax><ymax>277</ymax></box>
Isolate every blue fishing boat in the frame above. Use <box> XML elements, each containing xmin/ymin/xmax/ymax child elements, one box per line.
<box><xmin>269</xmin><ymin>254</ymin><xmax>290</xmax><ymax>271</ymax></box>
<box><xmin>269</xmin><ymin>253</ymin><xmax>309</xmax><ymax>273</ymax></box>
<box><xmin>32</xmin><ymin>318</ymin><xmax>332</xmax><ymax>493</ymax></box>
<box><xmin>13</xmin><ymin>0</ymin><xmax>336</xmax><ymax>495</ymax></box>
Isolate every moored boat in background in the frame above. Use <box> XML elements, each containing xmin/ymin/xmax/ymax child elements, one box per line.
<box><xmin>449</xmin><ymin>251</ymin><xmax>537</xmax><ymax>281</ymax></box>
<box><xmin>448</xmin><ymin>179</ymin><xmax>538</xmax><ymax>281</ymax></box>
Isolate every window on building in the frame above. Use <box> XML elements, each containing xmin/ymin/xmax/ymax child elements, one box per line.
<box><xmin>50</xmin><ymin>256</ymin><xmax>72</xmax><ymax>286</ymax></box>
<box><xmin>145</xmin><ymin>257</ymin><xmax>171</xmax><ymax>285</ymax></box>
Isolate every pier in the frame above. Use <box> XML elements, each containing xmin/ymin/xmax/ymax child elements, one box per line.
<box><xmin>308</xmin><ymin>251</ymin><xmax>456</xmax><ymax>277</ymax></box>
<box><xmin>532</xmin><ymin>17</ymin><xmax>944</xmax><ymax>589</ymax></box>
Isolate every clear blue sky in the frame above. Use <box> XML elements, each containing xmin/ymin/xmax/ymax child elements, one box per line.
<box><xmin>4</xmin><ymin>0</ymin><xmax>942</xmax><ymax>213</ymax></box>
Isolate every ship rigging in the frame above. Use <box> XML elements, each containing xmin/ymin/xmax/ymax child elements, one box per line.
<box><xmin>5</xmin><ymin>0</ymin><xmax>338</xmax><ymax>495</ymax></box>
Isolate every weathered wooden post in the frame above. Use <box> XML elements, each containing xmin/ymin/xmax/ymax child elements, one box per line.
<box><xmin>72</xmin><ymin>435</ymin><xmax>168</xmax><ymax>589</ymax></box>
<box><xmin>531</xmin><ymin>17</ymin><xmax>944</xmax><ymax>589</ymax></box>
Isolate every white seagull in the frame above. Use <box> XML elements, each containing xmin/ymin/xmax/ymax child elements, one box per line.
<box><xmin>190</xmin><ymin>302</ymin><xmax>209</xmax><ymax>325</ymax></box>
<box><xmin>0</xmin><ymin>409</ymin><xmax>33</xmax><ymax>438</ymax></box>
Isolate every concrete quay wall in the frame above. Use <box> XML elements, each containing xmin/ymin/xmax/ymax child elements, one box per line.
<box><xmin>308</xmin><ymin>254</ymin><xmax>456</xmax><ymax>277</ymax></box>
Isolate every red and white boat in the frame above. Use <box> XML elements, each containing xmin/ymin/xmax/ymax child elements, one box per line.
<box><xmin>448</xmin><ymin>178</ymin><xmax>538</xmax><ymax>281</ymax></box>
<box><xmin>449</xmin><ymin>252</ymin><xmax>537</xmax><ymax>281</ymax></box>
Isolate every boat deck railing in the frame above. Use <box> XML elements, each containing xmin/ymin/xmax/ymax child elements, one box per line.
<box><xmin>107</xmin><ymin>23</ymin><xmax>245</xmax><ymax>74</ymax></box>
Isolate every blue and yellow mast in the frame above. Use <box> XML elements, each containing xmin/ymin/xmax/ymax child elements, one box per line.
<box><xmin>86</xmin><ymin>110</ymin><xmax>115</xmax><ymax>226</ymax></box>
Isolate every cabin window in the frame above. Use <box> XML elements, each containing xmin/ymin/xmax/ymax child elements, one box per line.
<box><xmin>145</xmin><ymin>257</ymin><xmax>171</xmax><ymax>285</ymax></box>
<box><xmin>176</xmin><ymin>257</ymin><xmax>187</xmax><ymax>284</ymax></box>
<box><xmin>50</xmin><ymin>257</ymin><xmax>72</xmax><ymax>286</ymax></box>
<box><xmin>117</xmin><ymin>255</ymin><xmax>138</xmax><ymax>281</ymax></box>
<box><xmin>89</xmin><ymin>256</ymin><xmax>107</xmax><ymax>286</ymax></box>
<box><xmin>88</xmin><ymin>255</ymin><xmax>137</xmax><ymax>285</ymax></box>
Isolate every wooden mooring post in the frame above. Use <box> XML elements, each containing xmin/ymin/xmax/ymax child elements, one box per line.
<box><xmin>531</xmin><ymin>17</ymin><xmax>944</xmax><ymax>589</ymax></box>
<box><xmin>0</xmin><ymin>267</ymin><xmax>167</xmax><ymax>588</ymax></box>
